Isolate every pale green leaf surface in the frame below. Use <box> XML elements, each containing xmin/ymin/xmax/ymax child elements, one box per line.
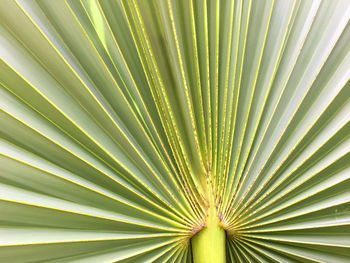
<box><xmin>1</xmin><ymin>0</ymin><xmax>349</xmax><ymax>262</ymax></box>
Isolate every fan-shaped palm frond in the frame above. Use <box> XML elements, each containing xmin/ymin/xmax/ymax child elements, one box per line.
<box><xmin>1</xmin><ymin>0</ymin><xmax>350</xmax><ymax>262</ymax></box>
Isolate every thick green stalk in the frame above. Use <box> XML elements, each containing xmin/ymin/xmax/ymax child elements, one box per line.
<box><xmin>191</xmin><ymin>190</ymin><xmax>226</xmax><ymax>263</ymax></box>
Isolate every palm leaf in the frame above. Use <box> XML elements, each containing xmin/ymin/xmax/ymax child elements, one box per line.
<box><xmin>0</xmin><ymin>0</ymin><xmax>349</xmax><ymax>262</ymax></box>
